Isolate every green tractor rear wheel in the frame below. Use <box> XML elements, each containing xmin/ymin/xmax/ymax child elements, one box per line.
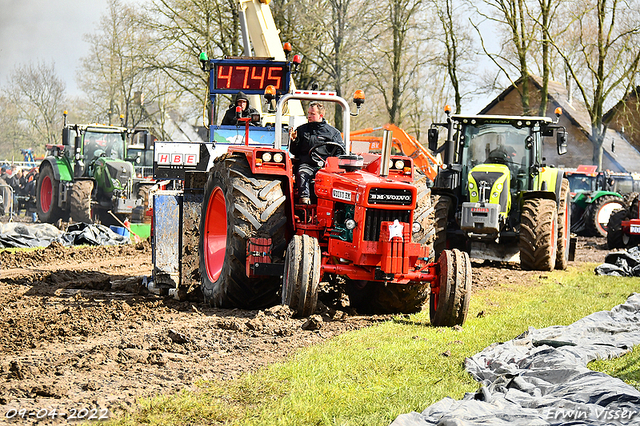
<box><xmin>36</xmin><ymin>163</ymin><xmax>64</xmax><ymax>223</ymax></box>
<box><xmin>586</xmin><ymin>195</ymin><xmax>625</xmax><ymax>237</ymax></box>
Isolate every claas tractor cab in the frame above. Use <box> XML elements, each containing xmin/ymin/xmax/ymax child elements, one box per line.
<box><xmin>36</xmin><ymin>112</ymin><xmax>151</xmax><ymax>225</ymax></box>
<box><xmin>427</xmin><ymin>106</ymin><xmax>573</xmax><ymax>271</ymax></box>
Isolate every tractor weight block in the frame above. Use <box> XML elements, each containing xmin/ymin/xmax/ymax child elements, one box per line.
<box><xmin>460</xmin><ymin>202</ymin><xmax>500</xmax><ymax>233</ymax></box>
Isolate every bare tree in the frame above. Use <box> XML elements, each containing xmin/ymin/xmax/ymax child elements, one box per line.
<box><xmin>429</xmin><ymin>0</ymin><xmax>477</xmax><ymax>114</ymax></box>
<box><xmin>4</xmin><ymin>61</ymin><xmax>66</xmax><ymax>147</ymax></box>
<box><xmin>551</xmin><ymin>0</ymin><xmax>640</xmax><ymax>169</ymax></box>
<box><xmin>471</xmin><ymin>0</ymin><xmax>538</xmax><ymax>114</ymax></box>
<box><xmin>78</xmin><ymin>0</ymin><xmax>153</xmax><ymax>127</ymax></box>
<box><xmin>360</xmin><ymin>0</ymin><xmax>429</xmax><ymax>125</ymax></box>
<box><xmin>0</xmin><ymin>94</ymin><xmax>30</xmax><ymax>159</ymax></box>
<box><xmin>141</xmin><ymin>0</ymin><xmax>242</xmax><ymax>122</ymax></box>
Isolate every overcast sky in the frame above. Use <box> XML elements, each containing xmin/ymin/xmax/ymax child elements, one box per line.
<box><xmin>0</xmin><ymin>0</ymin><xmax>494</xmax><ymax>114</ymax></box>
<box><xmin>0</xmin><ymin>0</ymin><xmax>107</xmax><ymax>95</ymax></box>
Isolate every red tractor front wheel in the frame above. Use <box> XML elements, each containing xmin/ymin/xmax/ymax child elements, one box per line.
<box><xmin>282</xmin><ymin>234</ymin><xmax>321</xmax><ymax>317</ymax></box>
<box><xmin>430</xmin><ymin>249</ymin><xmax>471</xmax><ymax>327</ymax></box>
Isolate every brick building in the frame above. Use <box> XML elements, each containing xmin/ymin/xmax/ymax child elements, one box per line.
<box><xmin>479</xmin><ymin>76</ymin><xmax>640</xmax><ymax>172</ymax></box>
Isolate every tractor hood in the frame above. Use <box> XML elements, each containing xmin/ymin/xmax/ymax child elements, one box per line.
<box><xmin>315</xmin><ymin>160</ymin><xmax>416</xmax><ymax>209</ymax></box>
<box><xmin>468</xmin><ymin>163</ymin><xmax>511</xmax><ymax>215</ymax></box>
<box><xmin>102</xmin><ymin>159</ymin><xmax>134</xmax><ymax>188</ymax></box>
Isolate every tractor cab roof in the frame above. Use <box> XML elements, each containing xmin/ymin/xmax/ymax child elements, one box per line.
<box><xmin>450</xmin><ymin>115</ymin><xmax>554</xmax><ymax>127</ymax></box>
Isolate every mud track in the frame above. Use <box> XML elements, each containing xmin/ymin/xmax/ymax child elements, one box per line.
<box><xmin>0</xmin><ymin>236</ymin><xmax>608</xmax><ymax>424</ymax></box>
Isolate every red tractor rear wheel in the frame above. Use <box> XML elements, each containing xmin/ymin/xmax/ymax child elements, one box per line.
<box><xmin>606</xmin><ymin>208</ymin><xmax>631</xmax><ymax>249</ymax></box>
<box><xmin>282</xmin><ymin>234</ymin><xmax>321</xmax><ymax>317</ymax></box>
<box><xmin>429</xmin><ymin>249</ymin><xmax>471</xmax><ymax>327</ymax></box>
<box><xmin>199</xmin><ymin>154</ymin><xmax>287</xmax><ymax>309</ymax></box>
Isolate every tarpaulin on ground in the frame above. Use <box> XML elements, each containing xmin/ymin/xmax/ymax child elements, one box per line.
<box><xmin>391</xmin><ymin>293</ymin><xmax>640</xmax><ymax>426</ymax></box>
<box><xmin>0</xmin><ymin>222</ymin><xmax>130</xmax><ymax>248</ymax></box>
<box><xmin>595</xmin><ymin>246</ymin><xmax>640</xmax><ymax>277</ymax></box>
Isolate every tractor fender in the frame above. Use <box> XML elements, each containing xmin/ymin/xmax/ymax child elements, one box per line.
<box><xmin>431</xmin><ymin>187</ymin><xmax>460</xmax><ymax>218</ymax></box>
<box><xmin>588</xmin><ymin>190</ymin><xmax>623</xmax><ymax>203</ymax></box>
<box><xmin>40</xmin><ymin>157</ymin><xmax>73</xmax><ymax>182</ymax></box>
<box><xmin>537</xmin><ymin>168</ymin><xmax>563</xmax><ymax>201</ymax></box>
<box><xmin>522</xmin><ymin>190</ymin><xmax>557</xmax><ymax>202</ymax></box>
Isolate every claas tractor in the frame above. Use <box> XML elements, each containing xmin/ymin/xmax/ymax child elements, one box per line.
<box><xmin>427</xmin><ymin>106</ymin><xmax>572</xmax><ymax>271</ymax></box>
<box><xmin>36</xmin><ymin>112</ymin><xmax>153</xmax><ymax>226</ymax></box>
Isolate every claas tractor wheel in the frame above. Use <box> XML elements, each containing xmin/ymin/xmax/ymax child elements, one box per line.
<box><xmin>282</xmin><ymin>234</ymin><xmax>321</xmax><ymax>317</ymax></box>
<box><xmin>199</xmin><ymin>154</ymin><xmax>287</xmax><ymax>309</ymax></box>
<box><xmin>429</xmin><ymin>249</ymin><xmax>471</xmax><ymax>327</ymax></box>
<box><xmin>520</xmin><ymin>198</ymin><xmax>557</xmax><ymax>271</ymax></box>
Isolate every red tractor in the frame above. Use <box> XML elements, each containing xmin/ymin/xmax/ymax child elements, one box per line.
<box><xmin>192</xmin><ymin>76</ymin><xmax>471</xmax><ymax>324</ymax></box>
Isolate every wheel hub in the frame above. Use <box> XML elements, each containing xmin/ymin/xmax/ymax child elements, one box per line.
<box><xmin>204</xmin><ymin>187</ymin><xmax>227</xmax><ymax>282</ymax></box>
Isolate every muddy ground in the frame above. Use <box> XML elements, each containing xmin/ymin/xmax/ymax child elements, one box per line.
<box><xmin>0</xmin><ymin>234</ymin><xmax>610</xmax><ymax>424</ymax></box>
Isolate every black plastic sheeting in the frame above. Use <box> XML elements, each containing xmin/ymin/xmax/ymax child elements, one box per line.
<box><xmin>391</xmin><ymin>293</ymin><xmax>640</xmax><ymax>426</ymax></box>
<box><xmin>0</xmin><ymin>222</ymin><xmax>130</xmax><ymax>248</ymax></box>
<box><xmin>595</xmin><ymin>247</ymin><xmax>640</xmax><ymax>277</ymax></box>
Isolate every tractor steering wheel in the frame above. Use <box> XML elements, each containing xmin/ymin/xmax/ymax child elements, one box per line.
<box><xmin>309</xmin><ymin>141</ymin><xmax>346</xmax><ymax>167</ymax></box>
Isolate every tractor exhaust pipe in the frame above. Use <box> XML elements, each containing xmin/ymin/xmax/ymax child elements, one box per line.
<box><xmin>380</xmin><ymin>129</ymin><xmax>392</xmax><ymax>177</ymax></box>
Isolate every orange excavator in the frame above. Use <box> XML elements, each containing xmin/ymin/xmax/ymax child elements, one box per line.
<box><xmin>350</xmin><ymin>124</ymin><xmax>441</xmax><ymax>181</ymax></box>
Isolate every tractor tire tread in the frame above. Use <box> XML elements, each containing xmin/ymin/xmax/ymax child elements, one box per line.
<box><xmin>519</xmin><ymin>198</ymin><xmax>557</xmax><ymax>271</ymax></box>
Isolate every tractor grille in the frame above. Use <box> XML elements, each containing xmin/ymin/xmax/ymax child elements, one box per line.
<box><xmin>363</xmin><ymin>208</ymin><xmax>411</xmax><ymax>241</ymax></box>
<box><xmin>106</xmin><ymin>161</ymin><xmax>133</xmax><ymax>187</ymax></box>
<box><xmin>368</xmin><ymin>188</ymin><xmax>413</xmax><ymax>206</ymax></box>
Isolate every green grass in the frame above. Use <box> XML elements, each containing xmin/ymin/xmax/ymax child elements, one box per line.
<box><xmin>109</xmin><ymin>263</ymin><xmax>640</xmax><ymax>426</ymax></box>
<box><xmin>589</xmin><ymin>344</ymin><xmax>640</xmax><ymax>391</ymax></box>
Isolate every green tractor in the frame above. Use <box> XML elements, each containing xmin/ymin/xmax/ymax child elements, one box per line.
<box><xmin>565</xmin><ymin>166</ymin><xmax>630</xmax><ymax>238</ymax></box>
<box><xmin>36</xmin><ymin>113</ymin><xmax>152</xmax><ymax>226</ymax></box>
<box><xmin>427</xmin><ymin>107</ymin><xmax>572</xmax><ymax>271</ymax></box>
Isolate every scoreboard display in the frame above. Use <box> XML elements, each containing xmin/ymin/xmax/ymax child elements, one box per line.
<box><xmin>210</xmin><ymin>59</ymin><xmax>291</xmax><ymax>95</ymax></box>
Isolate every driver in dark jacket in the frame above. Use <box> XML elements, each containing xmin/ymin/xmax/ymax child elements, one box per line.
<box><xmin>221</xmin><ymin>91</ymin><xmax>259</xmax><ymax>126</ymax></box>
<box><xmin>289</xmin><ymin>101</ymin><xmax>344</xmax><ymax>204</ymax></box>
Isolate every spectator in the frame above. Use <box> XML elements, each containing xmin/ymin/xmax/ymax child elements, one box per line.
<box><xmin>221</xmin><ymin>92</ymin><xmax>259</xmax><ymax>126</ymax></box>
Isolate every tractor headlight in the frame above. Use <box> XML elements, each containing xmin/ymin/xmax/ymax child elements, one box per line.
<box><xmin>345</xmin><ymin>219</ymin><xmax>356</xmax><ymax>230</ymax></box>
<box><xmin>492</xmin><ymin>192</ymin><xmax>498</xmax><ymax>198</ymax></box>
<box><xmin>471</xmin><ymin>191</ymin><xmax>477</xmax><ymax>197</ymax></box>
<box><xmin>273</xmin><ymin>152</ymin><xmax>284</xmax><ymax>163</ymax></box>
<box><xmin>394</xmin><ymin>160</ymin><xmax>405</xmax><ymax>169</ymax></box>
<box><xmin>496</xmin><ymin>183</ymin><xmax>503</xmax><ymax>190</ymax></box>
<box><xmin>412</xmin><ymin>222</ymin><xmax>421</xmax><ymax>233</ymax></box>
<box><xmin>469</xmin><ymin>182</ymin><xmax>474</xmax><ymax>189</ymax></box>
<box><xmin>261</xmin><ymin>152</ymin><xmax>272</xmax><ymax>162</ymax></box>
